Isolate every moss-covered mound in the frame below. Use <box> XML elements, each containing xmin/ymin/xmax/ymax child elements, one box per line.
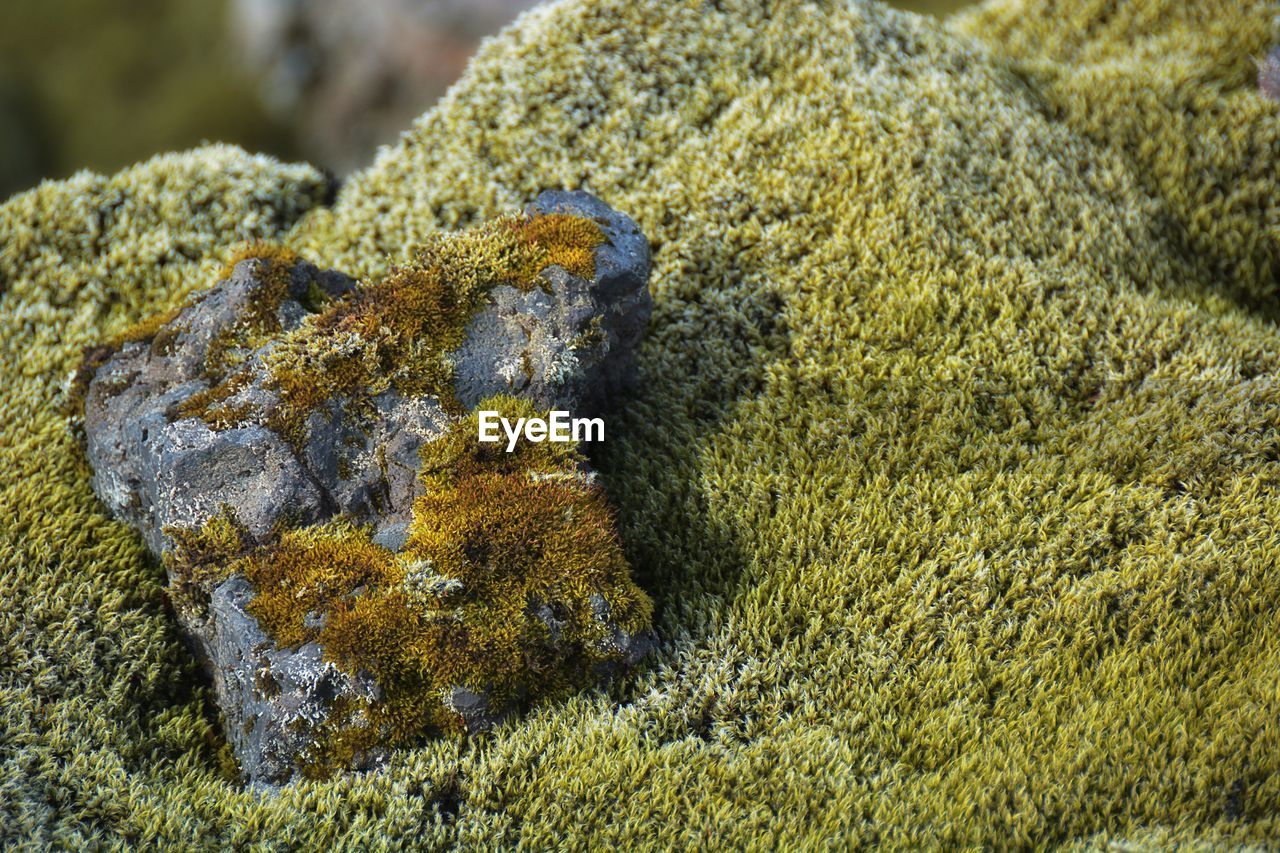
<box><xmin>2</xmin><ymin>0</ymin><xmax>1279</xmax><ymax>846</ymax></box>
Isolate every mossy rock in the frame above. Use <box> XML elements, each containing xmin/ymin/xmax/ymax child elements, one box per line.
<box><xmin>2</xmin><ymin>0</ymin><xmax>1279</xmax><ymax>846</ymax></box>
<box><xmin>77</xmin><ymin>192</ymin><xmax>655</xmax><ymax>785</ymax></box>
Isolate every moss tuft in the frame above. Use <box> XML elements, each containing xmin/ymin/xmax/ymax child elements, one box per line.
<box><xmin>416</xmin><ymin>395</ymin><xmax>581</xmax><ymax>491</ymax></box>
<box><xmin>173</xmin><ymin>370</ymin><xmax>254</xmax><ymax>429</ymax></box>
<box><xmin>218</xmin><ymin>241</ymin><xmax>300</xmax><ymax>282</ymax></box>
<box><xmin>506</xmin><ymin>212</ymin><xmax>605</xmax><ymax>282</ymax></box>
<box><xmin>163</xmin><ymin>506</ymin><xmax>257</xmax><ymax>620</ymax></box>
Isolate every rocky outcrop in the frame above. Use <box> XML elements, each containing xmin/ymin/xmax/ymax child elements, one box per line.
<box><xmin>79</xmin><ymin>190</ymin><xmax>654</xmax><ymax>785</ymax></box>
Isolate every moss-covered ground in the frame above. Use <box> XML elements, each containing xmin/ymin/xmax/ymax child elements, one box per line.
<box><xmin>2</xmin><ymin>0</ymin><xmax>1279</xmax><ymax>846</ymax></box>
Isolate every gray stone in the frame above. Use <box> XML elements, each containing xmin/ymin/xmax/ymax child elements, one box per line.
<box><xmin>444</xmin><ymin>686</ymin><xmax>510</xmax><ymax>735</ymax></box>
<box><xmin>80</xmin><ymin>191</ymin><xmax>654</xmax><ymax>785</ymax></box>
<box><xmin>452</xmin><ymin>191</ymin><xmax>653</xmax><ymax>413</ymax></box>
<box><xmin>83</xmin><ymin>257</ymin><xmax>353</xmax><ymax>554</ymax></box>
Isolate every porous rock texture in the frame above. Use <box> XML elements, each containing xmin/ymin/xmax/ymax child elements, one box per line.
<box><xmin>78</xmin><ymin>190</ymin><xmax>653</xmax><ymax>785</ymax></box>
<box><xmin>3</xmin><ymin>0</ymin><xmax>1280</xmax><ymax>846</ymax></box>
<box><xmin>81</xmin><ymin>256</ymin><xmax>356</xmax><ymax>556</ymax></box>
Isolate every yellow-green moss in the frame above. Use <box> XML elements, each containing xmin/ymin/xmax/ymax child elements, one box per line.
<box><xmin>163</xmin><ymin>507</ymin><xmax>256</xmax><ymax>619</ymax></box>
<box><xmin>173</xmin><ymin>370</ymin><xmax>255</xmax><ymax>430</ymax></box>
<box><xmin>951</xmin><ymin>0</ymin><xmax>1280</xmax><ymax>312</ymax></box>
<box><xmin>416</xmin><ymin>395</ymin><xmax>582</xmax><ymax>491</ymax></box>
<box><xmin>6</xmin><ymin>0</ymin><xmax>1280</xmax><ymax>847</ymax></box>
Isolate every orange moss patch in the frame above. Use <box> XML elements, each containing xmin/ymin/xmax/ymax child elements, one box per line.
<box><xmin>219</xmin><ymin>241</ymin><xmax>300</xmax><ymax>281</ymax></box>
<box><xmin>506</xmin><ymin>213</ymin><xmax>605</xmax><ymax>283</ymax></box>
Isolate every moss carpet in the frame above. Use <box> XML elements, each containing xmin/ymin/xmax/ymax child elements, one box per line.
<box><xmin>3</xmin><ymin>0</ymin><xmax>1279</xmax><ymax>846</ymax></box>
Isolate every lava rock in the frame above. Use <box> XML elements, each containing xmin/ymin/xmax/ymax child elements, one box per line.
<box><xmin>80</xmin><ymin>191</ymin><xmax>654</xmax><ymax>786</ymax></box>
<box><xmin>207</xmin><ymin>576</ymin><xmax>386</xmax><ymax>783</ymax></box>
<box><xmin>84</xmin><ymin>190</ymin><xmax>651</xmax><ymax>554</ymax></box>
<box><xmin>83</xmin><ymin>256</ymin><xmax>354</xmax><ymax>554</ymax></box>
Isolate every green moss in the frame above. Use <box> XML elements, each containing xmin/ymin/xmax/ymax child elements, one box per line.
<box><xmin>570</xmin><ymin>315</ymin><xmax>607</xmax><ymax>352</ymax></box>
<box><xmin>952</xmin><ymin>0</ymin><xmax>1280</xmax><ymax>312</ymax></box>
<box><xmin>174</xmin><ymin>369</ymin><xmax>254</xmax><ymax>430</ymax></box>
<box><xmin>416</xmin><ymin>395</ymin><xmax>581</xmax><ymax>491</ymax></box>
<box><xmin>113</xmin><ymin>305</ymin><xmax>187</xmax><ymax>348</ymax></box>
<box><xmin>6</xmin><ymin>0</ymin><xmax>1280</xmax><ymax>847</ymax></box>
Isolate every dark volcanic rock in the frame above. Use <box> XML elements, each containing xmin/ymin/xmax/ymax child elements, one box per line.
<box><xmin>81</xmin><ymin>190</ymin><xmax>654</xmax><ymax>785</ymax></box>
<box><xmin>207</xmin><ymin>576</ymin><xmax>386</xmax><ymax>782</ymax></box>
<box><xmin>453</xmin><ymin>191</ymin><xmax>653</xmax><ymax>414</ymax></box>
<box><xmin>84</xmin><ymin>257</ymin><xmax>354</xmax><ymax>554</ymax></box>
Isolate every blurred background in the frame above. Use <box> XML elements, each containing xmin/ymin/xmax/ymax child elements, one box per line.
<box><xmin>0</xmin><ymin>0</ymin><xmax>974</xmax><ymax>199</ymax></box>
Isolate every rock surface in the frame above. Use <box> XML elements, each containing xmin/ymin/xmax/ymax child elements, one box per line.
<box><xmin>84</xmin><ymin>256</ymin><xmax>356</xmax><ymax>556</ymax></box>
<box><xmin>80</xmin><ymin>190</ymin><xmax>653</xmax><ymax>785</ymax></box>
